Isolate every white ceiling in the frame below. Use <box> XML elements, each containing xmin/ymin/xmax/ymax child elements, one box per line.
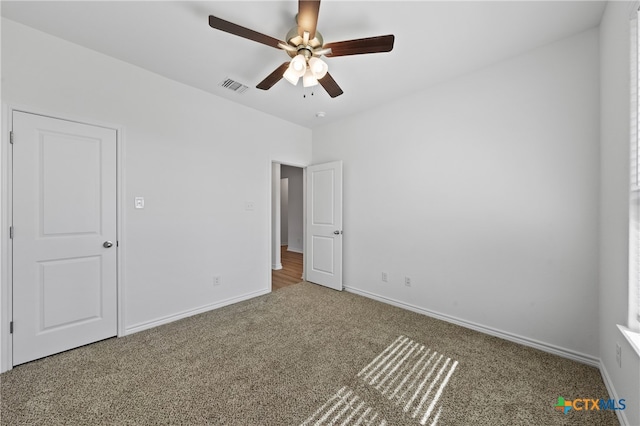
<box><xmin>1</xmin><ymin>1</ymin><xmax>606</xmax><ymax>129</ymax></box>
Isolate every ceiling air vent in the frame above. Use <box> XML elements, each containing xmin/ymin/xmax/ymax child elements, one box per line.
<box><xmin>219</xmin><ymin>78</ymin><xmax>249</xmax><ymax>94</ymax></box>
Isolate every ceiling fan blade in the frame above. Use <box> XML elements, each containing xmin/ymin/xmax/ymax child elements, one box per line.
<box><xmin>318</xmin><ymin>72</ymin><xmax>343</xmax><ymax>98</ymax></box>
<box><xmin>256</xmin><ymin>63</ymin><xmax>291</xmax><ymax>90</ymax></box>
<box><xmin>298</xmin><ymin>0</ymin><xmax>321</xmax><ymax>40</ymax></box>
<box><xmin>324</xmin><ymin>35</ymin><xmax>395</xmax><ymax>57</ymax></box>
<box><xmin>209</xmin><ymin>15</ymin><xmax>283</xmax><ymax>49</ymax></box>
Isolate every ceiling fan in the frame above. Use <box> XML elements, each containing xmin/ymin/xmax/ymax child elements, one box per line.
<box><xmin>208</xmin><ymin>0</ymin><xmax>395</xmax><ymax>98</ymax></box>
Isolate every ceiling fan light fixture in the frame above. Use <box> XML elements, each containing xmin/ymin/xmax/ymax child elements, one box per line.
<box><xmin>308</xmin><ymin>57</ymin><xmax>328</xmax><ymax>79</ymax></box>
<box><xmin>290</xmin><ymin>54</ymin><xmax>307</xmax><ymax>75</ymax></box>
<box><xmin>303</xmin><ymin>68</ymin><xmax>319</xmax><ymax>87</ymax></box>
<box><xmin>283</xmin><ymin>67</ymin><xmax>301</xmax><ymax>85</ymax></box>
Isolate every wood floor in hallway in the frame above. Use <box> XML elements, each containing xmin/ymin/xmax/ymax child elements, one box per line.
<box><xmin>272</xmin><ymin>245</ymin><xmax>303</xmax><ymax>291</ymax></box>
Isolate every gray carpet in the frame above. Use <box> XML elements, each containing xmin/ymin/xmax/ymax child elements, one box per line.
<box><xmin>0</xmin><ymin>282</ymin><xmax>619</xmax><ymax>425</ymax></box>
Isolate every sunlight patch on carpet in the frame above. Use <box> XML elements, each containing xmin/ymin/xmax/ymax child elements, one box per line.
<box><xmin>302</xmin><ymin>336</ymin><xmax>458</xmax><ymax>426</ymax></box>
<box><xmin>301</xmin><ymin>386</ymin><xmax>387</xmax><ymax>426</ymax></box>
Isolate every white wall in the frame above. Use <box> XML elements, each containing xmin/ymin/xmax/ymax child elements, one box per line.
<box><xmin>313</xmin><ymin>29</ymin><xmax>600</xmax><ymax>360</ymax></box>
<box><xmin>1</xmin><ymin>19</ymin><xmax>311</xmax><ymax>343</ymax></box>
<box><xmin>281</xmin><ymin>165</ymin><xmax>304</xmax><ymax>253</ymax></box>
<box><xmin>599</xmin><ymin>2</ymin><xmax>640</xmax><ymax>425</ymax></box>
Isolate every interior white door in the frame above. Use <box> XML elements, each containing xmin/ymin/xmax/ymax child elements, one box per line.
<box><xmin>12</xmin><ymin>111</ymin><xmax>117</xmax><ymax>366</ymax></box>
<box><xmin>306</xmin><ymin>160</ymin><xmax>343</xmax><ymax>290</ymax></box>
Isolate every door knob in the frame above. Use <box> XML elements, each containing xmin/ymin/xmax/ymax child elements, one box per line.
<box><xmin>333</xmin><ymin>230</ymin><xmax>341</xmax><ymax>235</ymax></box>
<box><xmin>103</xmin><ymin>241</ymin><xmax>113</xmax><ymax>248</ymax></box>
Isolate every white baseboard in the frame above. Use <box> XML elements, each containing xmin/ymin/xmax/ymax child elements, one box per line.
<box><xmin>600</xmin><ymin>362</ymin><xmax>631</xmax><ymax>426</ymax></box>
<box><xmin>286</xmin><ymin>246</ymin><xmax>303</xmax><ymax>254</ymax></box>
<box><xmin>125</xmin><ymin>288</ymin><xmax>270</xmax><ymax>335</ymax></box>
<box><xmin>272</xmin><ymin>263</ymin><xmax>283</xmax><ymax>270</ymax></box>
<box><xmin>344</xmin><ymin>286</ymin><xmax>599</xmax><ymax>367</ymax></box>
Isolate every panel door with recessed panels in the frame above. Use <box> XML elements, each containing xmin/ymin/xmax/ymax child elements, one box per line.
<box><xmin>12</xmin><ymin>111</ymin><xmax>117</xmax><ymax>366</ymax></box>
<box><xmin>306</xmin><ymin>161</ymin><xmax>343</xmax><ymax>290</ymax></box>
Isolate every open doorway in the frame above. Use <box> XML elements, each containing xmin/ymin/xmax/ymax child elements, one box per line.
<box><xmin>271</xmin><ymin>163</ymin><xmax>304</xmax><ymax>291</ymax></box>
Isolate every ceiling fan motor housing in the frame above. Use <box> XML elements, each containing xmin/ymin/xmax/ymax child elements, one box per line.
<box><xmin>285</xmin><ymin>26</ymin><xmax>323</xmax><ymax>58</ymax></box>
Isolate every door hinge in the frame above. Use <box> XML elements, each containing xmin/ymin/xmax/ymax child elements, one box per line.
<box><xmin>9</xmin><ymin>322</ymin><xmax>13</xmax><ymax>334</ymax></box>
<box><xmin>9</xmin><ymin>131</ymin><xmax>14</xmax><ymax>144</ymax></box>
<box><xmin>9</xmin><ymin>226</ymin><xmax>13</xmax><ymax>239</ymax></box>
<box><xmin>116</xmin><ymin>241</ymin><xmax>119</xmax><ymax>247</ymax></box>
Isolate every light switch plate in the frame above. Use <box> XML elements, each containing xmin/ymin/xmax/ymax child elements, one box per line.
<box><xmin>135</xmin><ymin>197</ymin><xmax>144</xmax><ymax>209</ymax></box>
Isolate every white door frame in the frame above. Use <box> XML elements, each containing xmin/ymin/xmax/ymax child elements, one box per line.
<box><xmin>269</xmin><ymin>160</ymin><xmax>307</xmax><ymax>291</ymax></box>
<box><xmin>271</xmin><ymin>164</ymin><xmax>282</xmax><ymax>271</ymax></box>
<box><xmin>1</xmin><ymin>104</ymin><xmax>125</xmax><ymax>373</ymax></box>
